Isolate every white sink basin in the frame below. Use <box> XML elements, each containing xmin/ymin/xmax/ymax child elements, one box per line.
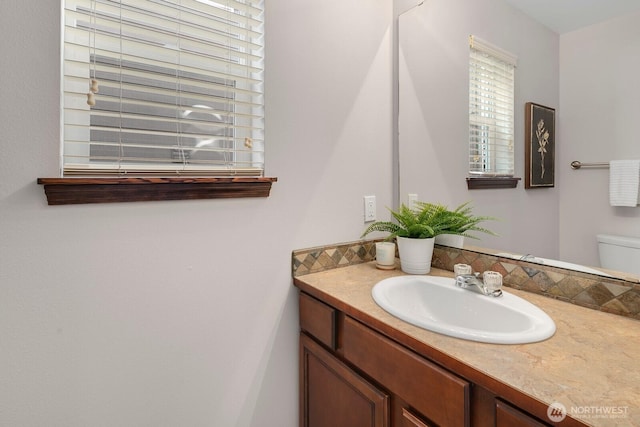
<box><xmin>372</xmin><ymin>275</ymin><xmax>556</xmax><ymax>344</ymax></box>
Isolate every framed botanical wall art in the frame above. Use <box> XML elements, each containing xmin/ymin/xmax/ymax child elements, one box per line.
<box><xmin>525</xmin><ymin>102</ymin><xmax>556</xmax><ymax>188</ymax></box>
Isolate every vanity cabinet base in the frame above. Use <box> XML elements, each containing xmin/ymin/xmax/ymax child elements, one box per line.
<box><xmin>298</xmin><ymin>291</ymin><xmax>587</xmax><ymax>427</ymax></box>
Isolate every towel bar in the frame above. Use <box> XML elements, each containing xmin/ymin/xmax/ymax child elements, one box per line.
<box><xmin>570</xmin><ymin>161</ymin><xmax>609</xmax><ymax>170</ymax></box>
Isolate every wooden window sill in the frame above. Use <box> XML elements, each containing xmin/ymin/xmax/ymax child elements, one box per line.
<box><xmin>37</xmin><ymin>177</ymin><xmax>277</xmax><ymax>205</ymax></box>
<box><xmin>466</xmin><ymin>176</ymin><xmax>521</xmax><ymax>189</ymax></box>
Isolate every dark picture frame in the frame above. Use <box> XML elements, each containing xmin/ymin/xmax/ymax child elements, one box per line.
<box><xmin>525</xmin><ymin>102</ymin><xmax>556</xmax><ymax>188</ymax></box>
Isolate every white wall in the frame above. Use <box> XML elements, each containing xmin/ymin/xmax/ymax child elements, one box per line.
<box><xmin>0</xmin><ymin>1</ymin><xmax>393</xmax><ymax>426</ymax></box>
<box><xmin>398</xmin><ymin>0</ymin><xmax>560</xmax><ymax>258</ymax></box>
<box><xmin>558</xmin><ymin>10</ymin><xmax>640</xmax><ymax>267</ymax></box>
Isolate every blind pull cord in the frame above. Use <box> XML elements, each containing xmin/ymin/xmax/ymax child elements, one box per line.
<box><xmin>87</xmin><ymin>0</ymin><xmax>99</xmax><ymax>106</ymax></box>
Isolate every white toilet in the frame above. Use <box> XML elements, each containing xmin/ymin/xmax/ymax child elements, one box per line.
<box><xmin>597</xmin><ymin>234</ymin><xmax>640</xmax><ymax>276</ymax></box>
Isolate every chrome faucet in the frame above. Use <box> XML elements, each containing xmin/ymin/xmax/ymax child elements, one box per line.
<box><xmin>455</xmin><ymin>273</ymin><xmax>503</xmax><ymax>297</ymax></box>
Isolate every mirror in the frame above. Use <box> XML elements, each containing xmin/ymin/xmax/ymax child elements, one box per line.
<box><xmin>397</xmin><ymin>0</ymin><xmax>640</xmax><ymax>281</ymax></box>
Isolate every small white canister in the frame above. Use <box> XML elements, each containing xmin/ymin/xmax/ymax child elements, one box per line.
<box><xmin>375</xmin><ymin>242</ymin><xmax>396</xmax><ymax>270</ymax></box>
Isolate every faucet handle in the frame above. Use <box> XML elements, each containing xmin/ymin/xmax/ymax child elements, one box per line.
<box><xmin>482</xmin><ymin>271</ymin><xmax>503</xmax><ymax>294</ymax></box>
<box><xmin>453</xmin><ymin>263</ymin><xmax>472</xmax><ymax>276</ymax></box>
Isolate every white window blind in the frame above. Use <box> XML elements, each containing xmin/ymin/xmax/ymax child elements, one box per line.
<box><xmin>62</xmin><ymin>0</ymin><xmax>264</xmax><ymax>177</ymax></box>
<box><xmin>468</xmin><ymin>35</ymin><xmax>516</xmax><ymax>177</ymax></box>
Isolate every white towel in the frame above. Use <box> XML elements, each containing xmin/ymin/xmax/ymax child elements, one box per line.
<box><xmin>609</xmin><ymin>160</ymin><xmax>640</xmax><ymax>207</ymax></box>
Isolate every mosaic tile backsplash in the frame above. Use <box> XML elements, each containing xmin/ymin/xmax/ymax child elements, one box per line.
<box><xmin>292</xmin><ymin>240</ymin><xmax>640</xmax><ymax>321</ymax></box>
<box><xmin>292</xmin><ymin>240</ymin><xmax>378</xmax><ymax>276</ymax></box>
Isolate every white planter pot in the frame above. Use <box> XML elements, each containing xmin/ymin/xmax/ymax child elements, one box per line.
<box><xmin>396</xmin><ymin>236</ymin><xmax>435</xmax><ymax>274</ymax></box>
<box><xmin>434</xmin><ymin>234</ymin><xmax>465</xmax><ymax>249</ymax></box>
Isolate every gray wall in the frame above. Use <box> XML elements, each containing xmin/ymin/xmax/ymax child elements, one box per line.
<box><xmin>558</xmin><ymin>10</ymin><xmax>640</xmax><ymax>267</ymax></box>
<box><xmin>0</xmin><ymin>1</ymin><xmax>394</xmax><ymax>425</ymax></box>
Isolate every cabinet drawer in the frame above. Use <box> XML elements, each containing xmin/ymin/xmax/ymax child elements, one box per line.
<box><xmin>342</xmin><ymin>316</ymin><xmax>470</xmax><ymax>427</ymax></box>
<box><xmin>299</xmin><ymin>293</ymin><xmax>336</xmax><ymax>349</ymax></box>
<box><xmin>496</xmin><ymin>400</ymin><xmax>549</xmax><ymax>427</ymax></box>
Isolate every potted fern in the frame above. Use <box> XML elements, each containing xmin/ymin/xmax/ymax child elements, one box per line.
<box><xmin>361</xmin><ymin>202</ymin><xmax>458</xmax><ymax>274</ymax></box>
<box><xmin>431</xmin><ymin>201</ymin><xmax>497</xmax><ymax>248</ymax></box>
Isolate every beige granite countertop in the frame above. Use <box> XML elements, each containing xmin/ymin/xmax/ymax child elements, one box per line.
<box><xmin>294</xmin><ymin>262</ymin><xmax>640</xmax><ymax>426</ymax></box>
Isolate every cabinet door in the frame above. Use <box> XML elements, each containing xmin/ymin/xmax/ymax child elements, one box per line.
<box><xmin>496</xmin><ymin>400</ymin><xmax>549</xmax><ymax>427</ymax></box>
<box><xmin>300</xmin><ymin>333</ymin><xmax>389</xmax><ymax>427</ymax></box>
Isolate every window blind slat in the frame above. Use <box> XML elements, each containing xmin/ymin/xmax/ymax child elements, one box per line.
<box><xmin>73</xmin><ymin>14</ymin><xmax>264</xmax><ymax>56</ymax></box>
<box><xmin>66</xmin><ymin>0</ymin><xmax>264</xmax><ymax>31</ymax></box>
<box><xmin>65</xmin><ymin>33</ymin><xmax>263</xmax><ymax>75</ymax></box>
<box><xmin>63</xmin><ymin>141</ymin><xmax>264</xmax><ymax>155</ymax></box>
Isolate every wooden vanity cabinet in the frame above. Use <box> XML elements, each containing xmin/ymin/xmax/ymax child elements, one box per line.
<box><xmin>299</xmin><ymin>292</ymin><xmax>572</xmax><ymax>427</ymax></box>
